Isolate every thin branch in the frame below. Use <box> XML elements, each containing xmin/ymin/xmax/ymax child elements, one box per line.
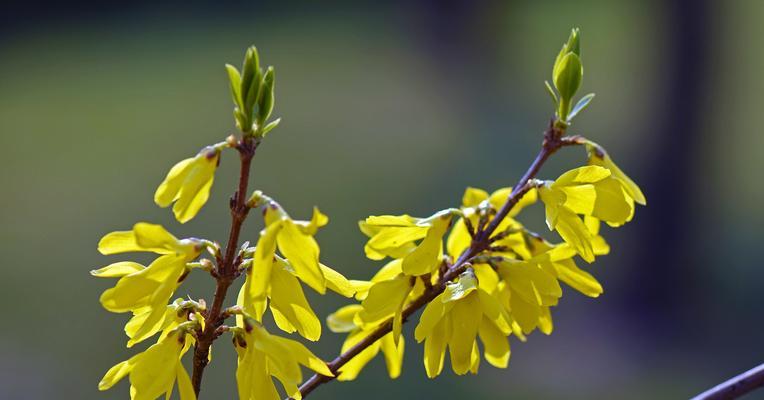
<box><xmin>691</xmin><ymin>363</ymin><xmax>764</xmax><ymax>400</ymax></box>
<box><xmin>297</xmin><ymin>121</ymin><xmax>579</xmax><ymax>399</ymax></box>
<box><xmin>191</xmin><ymin>135</ymin><xmax>260</xmax><ymax>397</ymax></box>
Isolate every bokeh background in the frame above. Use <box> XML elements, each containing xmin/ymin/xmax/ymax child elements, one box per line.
<box><xmin>2</xmin><ymin>0</ymin><xmax>763</xmax><ymax>399</ymax></box>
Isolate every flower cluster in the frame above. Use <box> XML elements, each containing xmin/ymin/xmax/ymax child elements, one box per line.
<box><xmin>92</xmin><ymin>29</ymin><xmax>647</xmax><ymax>400</ymax></box>
<box><xmin>93</xmin><ymin>47</ymin><xmax>350</xmax><ymax>400</ymax></box>
<box><xmin>323</xmin><ymin>28</ymin><xmax>645</xmax><ymax>382</ymax></box>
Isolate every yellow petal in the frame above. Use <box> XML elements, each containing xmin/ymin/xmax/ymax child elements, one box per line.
<box><xmin>125</xmin><ymin>305</ymin><xmax>172</xmax><ymax>347</ymax></box>
<box><xmin>423</xmin><ymin>317</ymin><xmax>449</xmax><ymax>378</ymax></box>
<box><xmin>133</xmin><ymin>223</ymin><xmax>186</xmax><ymax>255</ymax></box>
<box><xmin>401</xmin><ymin>215</ymin><xmax>450</xmax><ymax>276</ymax></box>
<box><xmin>415</xmin><ymin>293</ymin><xmax>450</xmax><ymax>342</ymax></box>
<box><xmin>98</xmin><ymin>222</ymin><xmax>185</xmax><ymax>256</ymax></box>
<box><xmin>99</xmin><ymin>359</ymin><xmax>134</xmax><ymax>391</ymax></box>
<box><xmin>129</xmin><ymin>335</ymin><xmax>182</xmax><ymax>400</ymax></box>
<box><xmin>91</xmin><ymin>261</ymin><xmax>144</xmax><ymax>278</ymax></box>
<box><xmin>277</xmin><ymin>219</ymin><xmax>326</xmax><ymax>293</ymax></box>
<box><xmin>337</xmin><ymin>330</ymin><xmax>382</xmax><ymax>381</ymax></box>
<box><xmin>269</xmin><ymin>334</ymin><xmax>333</xmax><ymax>376</ymax></box>
<box><xmin>478</xmin><ymin>318</ymin><xmax>510</xmax><ymax>368</ymax></box>
<box><xmin>357</xmin><ymin>275</ymin><xmax>411</xmax><ymax>327</ymax></box>
<box><xmin>560</xmin><ymin>184</ymin><xmax>597</xmax><ymax>215</ymax></box>
<box><xmin>365</xmin><ymin>215</ymin><xmax>418</xmax><ymax>226</ymax></box>
<box><xmin>448</xmin><ymin>294</ymin><xmax>481</xmax><ymax>375</ymax></box>
<box><xmin>366</xmin><ymin>226</ymin><xmax>428</xmax><ymax>259</ymax></box>
<box><xmin>554</xmin><ymin>165</ymin><xmax>611</xmax><ymax>186</ymax></box>
<box><xmin>477</xmin><ymin>289</ymin><xmax>511</xmax><ymax>335</ymax></box>
<box><xmin>269</xmin><ymin>263</ymin><xmax>321</xmax><ymax>341</ymax></box>
<box><xmin>327</xmin><ymin>304</ymin><xmax>363</xmax><ymax>333</ymax></box>
<box><xmin>489</xmin><ymin>187</ymin><xmax>538</xmax><ymax>217</ymax></box>
<box><xmin>461</xmin><ymin>187</ymin><xmax>489</xmax><ymax>207</ymax></box>
<box><xmin>554</xmin><ymin>258</ymin><xmax>603</xmax><ymax>297</ymax></box>
<box><xmin>588</xmin><ymin>144</ymin><xmax>646</xmax><ymax>205</ymax></box>
<box><xmin>99</xmin><ymin>255</ymin><xmax>185</xmax><ymax>313</ymax></box>
<box><xmin>236</xmin><ymin>342</ymin><xmax>279</xmax><ymax>400</ymax></box>
<box><xmin>446</xmin><ymin>218</ymin><xmax>471</xmax><ymax>260</ymax></box>
<box><xmin>473</xmin><ymin>264</ymin><xmax>500</xmax><ymax>293</ymax></box>
<box><xmin>379</xmin><ymin>333</ymin><xmax>405</xmax><ymax>379</ymax></box>
<box><xmin>592</xmin><ymin>177</ymin><xmax>633</xmax><ymax>226</ymax></box>
<box><xmin>509</xmin><ymin>291</ymin><xmax>541</xmax><ymax>334</ymax></box>
<box><xmin>298</xmin><ymin>207</ymin><xmax>329</xmax><ymax>235</ymax></box>
<box><xmin>154</xmin><ymin>157</ymin><xmax>195</xmax><ymax>207</ymax></box>
<box><xmin>244</xmin><ymin>221</ymin><xmax>282</xmax><ymax>317</ymax></box>
<box><xmin>320</xmin><ymin>263</ymin><xmax>355</xmax><ymax>297</ymax></box>
<box><xmin>173</xmin><ymin>170</ymin><xmax>214</xmax><ymax>224</ymax></box>
<box><xmin>553</xmin><ymin>208</ymin><xmax>595</xmax><ymax>263</ymax></box>
<box><xmin>538</xmin><ymin>306</ymin><xmax>554</xmax><ymax>334</ymax></box>
<box><xmin>176</xmin><ymin>363</ymin><xmax>196</xmax><ymax>400</ymax></box>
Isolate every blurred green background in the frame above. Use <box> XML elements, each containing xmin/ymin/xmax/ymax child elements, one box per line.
<box><xmin>2</xmin><ymin>0</ymin><xmax>763</xmax><ymax>399</ymax></box>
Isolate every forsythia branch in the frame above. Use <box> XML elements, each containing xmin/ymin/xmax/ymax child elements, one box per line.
<box><xmin>296</xmin><ymin>122</ymin><xmax>578</xmax><ymax>398</ymax></box>
<box><xmin>192</xmin><ymin>136</ymin><xmax>260</xmax><ymax>396</ymax></box>
<box><xmin>691</xmin><ymin>363</ymin><xmax>764</xmax><ymax>400</ymax></box>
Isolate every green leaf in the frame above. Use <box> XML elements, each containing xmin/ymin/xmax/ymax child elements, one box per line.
<box><xmin>240</xmin><ymin>47</ymin><xmax>259</xmax><ymax>113</ymax></box>
<box><xmin>566</xmin><ymin>28</ymin><xmax>580</xmax><ymax>57</ymax></box>
<box><xmin>567</xmin><ymin>93</ymin><xmax>595</xmax><ymax>120</ymax></box>
<box><xmin>257</xmin><ymin>67</ymin><xmax>275</xmax><ymax>126</ymax></box>
<box><xmin>553</xmin><ymin>52</ymin><xmax>583</xmax><ymax>105</ymax></box>
<box><xmin>260</xmin><ymin>118</ymin><xmax>281</xmax><ymax>136</ymax></box>
<box><xmin>544</xmin><ymin>80</ymin><xmax>558</xmax><ymax>106</ymax></box>
<box><xmin>225</xmin><ymin>64</ymin><xmax>242</xmax><ymax>107</ymax></box>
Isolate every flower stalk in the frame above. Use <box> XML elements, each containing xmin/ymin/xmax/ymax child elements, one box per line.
<box><xmin>191</xmin><ymin>135</ymin><xmax>259</xmax><ymax>396</ymax></box>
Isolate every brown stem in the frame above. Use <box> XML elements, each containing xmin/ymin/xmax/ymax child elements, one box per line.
<box><xmin>297</xmin><ymin>120</ymin><xmax>576</xmax><ymax>398</ymax></box>
<box><xmin>691</xmin><ymin>363</ymin><xmax>764</xmax><ymax>400</ymax></box>
<box><xmin>191</xmin><ymin>136</ymin><xmax>259</xmax><ymax>397</ymax></box>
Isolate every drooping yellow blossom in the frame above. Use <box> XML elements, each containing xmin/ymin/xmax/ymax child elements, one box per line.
<box><xmin>493</xmin><ymin>237</ymin><xmax>603</xmax><ymax>335</ymax></box>
<box><xmin>327</xmin><ymin>304</ymin><xmax>405</xmax><ymax>380</ymax></box>
<box><xmin>538</xmin><ymin>166</ymin><xmax>634</xmax><ymax>262</ymax></box>
<box><xmin>414</xmin><ymin>269</ymin><xmax>515</xmax><ymax>377</ymax></box>
<box><xmin>586</xmin><ymin>140</ymin><xmax>647</xmax><ymax>209</ymax></box>
<box><xmin>93</xmin><ymin>223</ymin><xmax>201</xmax><ymax>344</ymax></box>
<box><xmin>98</xmin><ymin>330</ymin><xmax>195</xmax><ymax>400</ymax></box>
<box><xmin>122</xmin><ymin>298</ymin><xmax>203</xmax><ymax>348</ymax></box>
<box><xmin>355</xmin><ymin>273</ymin><xmax>413</xmax><ymax>342</ymax></box>
<box><xmin>155</xmin><ymin>145</ymin><xmax>221</xmax><ymax>223</ymax></box>
<box><xmin>237</xmin><ymin>197</ymin><xmax>355</xmax><ymax>340</ymax></box>
<box><xmin>239</xmin><ymin>255</ymin><xmax>353</xmax><ymax>341</ymax></box>
<box><xmin>248</xmin><ymin>194</ymin><xmax>332</xmax><ymax>293</ymax></box>
<box><xmin>234</xmin><ymin>321</ymin><xmax>333</xmax><ymax>400</ymax></box>
<box><xmin>360</xmin><ymin>210</ymin><xmax>455</xmax><ymax>276</ymax></box>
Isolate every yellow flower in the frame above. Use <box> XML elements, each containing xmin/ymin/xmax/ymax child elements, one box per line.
<box><xmin>250</xmin><ymin>195</ymin><xmax>332</xmax><ymax>293</ymax></box>
<box><xmin>586</xmin><ymin>141</ymin><xmax>646</xmax><ymax>207</ymax></box>
<box><xmin>493</xmin><ymin>238</ymin><xmax>602</xmax><ymax>335</ymax></box>
<box><xmin>234</xmin><ymin>322</ymin><xmax>333</xmax><ymax>400</ymax></box>
<box><xmin>92</xmin><ymin>223</ymin><xmax>201</xmax><ymax>345</ymax></box>
<box><xmin>414</xmin><ymin>269</ymin><xmax>514</xmax><ymax>377</ymax></box>
<box><xmin>237</xmin><ymin>199</ymin><xmax>355</xmax><ymax>341</ymax></box>
<box><xmin>327</xmin><ymin>304</ymin><xmax>405</xmax><ymax>381</ymax></box>
<box><xmin>122</xmin><ymin>299</ymin><xmax>203</xmax><ymax>348</ymax></box>
<box><xmin>538</xmin><ymin>166</ymin><xmax>633</xmax><ymax>262</ymax></box>
<box><xmin>360</xmin><ymin>210</ymin><xmax>455</xmax><ymax>276</ymax></box>
<box><xmin>355</xmin><ymin>272</ymin><xmax>413</xmax><ymax>342</ymax></box>
<box><xmin>154</xmin><ymin>146</ymin><xmax>221</xmax><ymax>223</ymax></box>
<box><xmin>446</xmin><ymin>186</ymin><xmax>537</xmax><ymax>260</ymax></box>
<box><xmin>98</xmin><ymin>330</ymin><xmax>195</xmax><ymax>400</ymax></box>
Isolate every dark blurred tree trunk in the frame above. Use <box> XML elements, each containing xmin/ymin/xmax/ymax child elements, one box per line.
<box><xmin>627</xmin><ymin>0</ymin><xmax>710</xmax><ymax>333</ymax></box>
